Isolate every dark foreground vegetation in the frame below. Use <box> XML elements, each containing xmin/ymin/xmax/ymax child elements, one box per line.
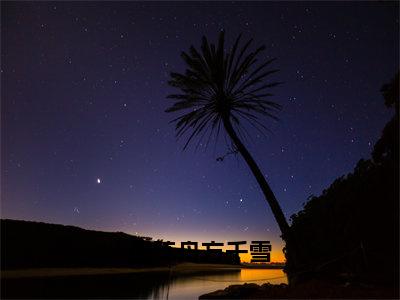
<box><xmin>0</xmin><ymin>219</ymin><xmax>239</xmax><ymax>270</ymax></box>
<box><xmin>285</xmin><ymin>73</ymin><xmax>399</xmax><ymax>288</ymax></box>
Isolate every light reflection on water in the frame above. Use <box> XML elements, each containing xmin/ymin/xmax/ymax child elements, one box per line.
<box><xmin>153</xmin><ymin>268</ymin><xmax>288</xmax><ymax>300</ymax></box>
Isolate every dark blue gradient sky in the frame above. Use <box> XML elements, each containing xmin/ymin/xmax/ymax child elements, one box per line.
<box><xmin>2</xmin><ymin>2</ymin><xmax>398</xmax><ymax>261</ymax></box>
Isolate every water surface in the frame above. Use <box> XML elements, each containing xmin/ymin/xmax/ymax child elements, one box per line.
<box><xmin>156</xmin><ymin>268</ymin><xmax>287</xmax><ymax>299</ymax></box>
<box><xmin>2</xmin><ymin>268</ymin><xmax>287</xmax><ymax>299</ymax></box>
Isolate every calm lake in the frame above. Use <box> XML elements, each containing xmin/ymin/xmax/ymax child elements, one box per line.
<box><xmin>2</xmin><ymin>268</ymin><xmax>287</xmax><ymax>299</ymax></box>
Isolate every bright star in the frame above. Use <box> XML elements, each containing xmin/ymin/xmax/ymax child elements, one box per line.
<box><xmin>97</xmin><ymin>178</ymin><xmax>101</xmax><ymax>184</ymax></box>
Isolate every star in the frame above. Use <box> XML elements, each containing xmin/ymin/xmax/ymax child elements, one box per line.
<box><xmin>97</xmin><ymin>178</ymin><xmax>101</xmax><ymax>184</ymax></box>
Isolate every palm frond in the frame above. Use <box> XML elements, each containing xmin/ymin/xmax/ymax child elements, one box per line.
<box><xmin>166</xmin><ymin>31</ymin><xmax>282</xmax><ymax>149</ymax></box>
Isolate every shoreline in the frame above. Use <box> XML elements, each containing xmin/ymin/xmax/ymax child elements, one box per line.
<box><xmin>3</xmin><ymin>264</ymin><xmax>397</xmax><ymax>299</ymax></box>
<box><xmin>1</xmin><ymin>262</ymin><xmax>242</xmax><ymax>279</ymax></box>
<box><xmin>199</xmin><ymin>280</ymin><xmax>399</xmax><ymax>299</ymax></box>
<box><xmin>240</xmin><ymin>263</ymin><xmax>285</xmax><ymax>269</ymax></box>
<box><xmin>1</xmin><ymin>262</ymin><xmax>285</xmax><ymax>279</ymax></box>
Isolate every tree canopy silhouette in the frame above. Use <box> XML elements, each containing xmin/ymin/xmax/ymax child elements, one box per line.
<box><xmin>285</xmin><ymin>73</ymin><xmax>399</xmax><ymax>287</ymax></box>
<box><xmin>372</xmin><ymin>72</ymin><xmax>399</xmax><ymax>164</ymax></box>
<box><xmin>165</xmin><ymin>31</ymin><xmax>291</xmax><ymax>244</ymax></box>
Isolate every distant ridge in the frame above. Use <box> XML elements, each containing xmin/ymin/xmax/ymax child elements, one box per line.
<box><xmin>1</xmin><ymin>219</ymin><xmax>239</xmax><ymax>269</ymax></box>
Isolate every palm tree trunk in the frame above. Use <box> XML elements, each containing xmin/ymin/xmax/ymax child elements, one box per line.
<box><xmin>222</xmin><ymin>116</ymin><xmax>290</xmax><ymax>238</ymax></box>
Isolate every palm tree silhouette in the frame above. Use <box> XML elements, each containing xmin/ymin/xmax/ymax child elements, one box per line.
<box><xmin>165</xmin><ymin>31</ymin><xmax>290</xmax><ymax>242</ymax></box>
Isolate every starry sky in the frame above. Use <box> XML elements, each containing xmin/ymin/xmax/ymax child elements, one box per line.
<box><xmin>1</xmin><ymin>2</ymin><xmax>398</xmax><ymax>262</ymax></box>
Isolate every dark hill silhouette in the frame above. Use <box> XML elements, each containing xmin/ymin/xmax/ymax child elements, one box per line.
<box><xmin>1</xmin><ymin>219</ymin><xmax>239</xmax><ymax>269</ymax></box>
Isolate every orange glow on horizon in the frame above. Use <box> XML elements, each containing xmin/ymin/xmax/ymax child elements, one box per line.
<box><xmin>123</xmin><ymin>226</ymin><xmax>287</xmax><ymax>263</ymax></box>
<box><xmin>168</xmin><ymin>240</ymin><xmax>286</xmax><ymax>263</ymax></box>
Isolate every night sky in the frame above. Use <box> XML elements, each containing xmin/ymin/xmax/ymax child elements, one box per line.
<box><xmin>2</xmin><ymin>2</ymin><xmax>398</xmax><ymax>262</ymax></box>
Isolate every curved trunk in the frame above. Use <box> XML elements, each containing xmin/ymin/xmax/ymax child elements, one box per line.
<box><xmin>222</xmin><ymin>116</ymin><xmax>290</xmax><ymax>239</ymax></box>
